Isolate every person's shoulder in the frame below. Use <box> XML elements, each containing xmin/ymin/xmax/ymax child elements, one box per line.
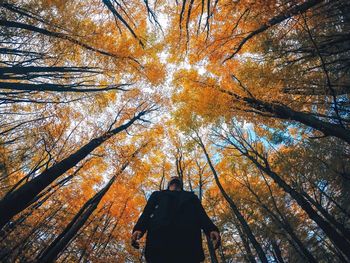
<box><xmin>158</xmin><ymin>189</ymin><xmax>197</xmax><ymax>197</ymax></box>
<box><xmin>158</xmin><ymin>189</ymin><xmax>195</xmax><ymax>194</ymax></box>
<box><xmin>159</xmin><ymin>189</ymin><xmax>172</xmax><ymax>195</ymax></box>
<box><xmin>148</xmin><ymin>190</ymin><xmax>161</xmax><ymax>198</ymax></box>
<box><xmin>182</xmin><ymin>190</ymin><xmax>196</xmax><ymax>195</ymax></box>
<box><xmin>182</xmin><ymin>190</ymin><xmax>199</xmax><ymax>200</ymax></box>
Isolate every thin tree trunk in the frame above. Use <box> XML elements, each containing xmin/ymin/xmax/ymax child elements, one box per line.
<box><xmin>271</xmin><ymin>240</ymin><xmax>285</xmax><ymax>263</ymax></box>
<box><xmin>0</xmin><ymin>108</ymin><xmax>151</xmax><ymax>228</ymax></box>
<box><xmin>223</xmin><ymin>0</ymin><xmax>323</xmax><ymax>61</ymax></box>
<box><xmin>196</xmin><ymin>134</ymin><xmax>268</xmax><ymax>263</ymax></box>
<box><xmin>301</xmin><ymin>189</ymin><xmax>350</xmax><ymax>241</ymax></box>
<box><xmin>0</xmin><ymin>81</ymin><xmax>129</xmax><ymax>93</ymax></box>
<box><xmin>0</xmin><ymin>18</ymin><xmax>131</xmax><ymax>61</ymax></box>
<box><xmin>36</xmin><ymin>151</ymin><xmax>136</xmax><ymax>262</ymax></box>
<box><xmin>36</xmin><ymin>144</ymin><xmax>146</xmax><ymax>262</ymax></box>
<box><xmin>206</xmin><ymin>234</ymin><xmax>219</xmax><ymax>263</ymax></box>
<box><xmin>225</xmin><ymin>132</ymin><xmax>350</xmax><ymax>260</ymax></box>
<box><xmin>235</xmin><ymin>221</ymin><xmax>257</xmax><ymax>263</ymax></box>
<box><xmin>218</xmin><ymin>88</ymin><xmax>350</xmax><ymax>144</ymax></box>
<box><xmin>244</xmin><ymin>176</ymin><xmax>318</xmax><ymax>263</ymax></box>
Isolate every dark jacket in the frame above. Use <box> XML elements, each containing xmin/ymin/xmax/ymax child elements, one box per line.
<box><xmin>132</xmin><ymin>190</ymin><xmax>219</xmax><ymax>262</ymax></box>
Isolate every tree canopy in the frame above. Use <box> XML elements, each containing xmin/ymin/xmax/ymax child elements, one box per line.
<box><xmin>1</xmin><ymin>0</ymin><xmax>349</xmax><ymax>262</ymax></box>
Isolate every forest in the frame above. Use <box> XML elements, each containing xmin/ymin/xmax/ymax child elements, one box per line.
<box><xmin>0</xmin><ymin>0</ymin><xmax>349</xmax><ymax>262</ymax></box>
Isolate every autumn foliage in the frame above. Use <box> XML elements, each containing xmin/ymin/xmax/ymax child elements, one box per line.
<box><xmin>0</xmin><ymin>0</ymin><xmax>349</xmax><ymax>262</ymax></box>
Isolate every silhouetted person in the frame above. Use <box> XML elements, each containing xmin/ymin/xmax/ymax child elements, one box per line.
<box><xmin>131</xmin><ymin>176</ymin><xmax>221</xmax><ymax>263</ymax></box>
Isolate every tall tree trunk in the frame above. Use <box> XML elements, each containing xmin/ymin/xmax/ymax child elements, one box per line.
<box><xmin>37</xmin><ymin>182</ymin><xmax>113</xmax><ymax>262</ymax></box>
<box><xmin>205</xmin><ymin>234</ymin><xmax>219</xmax><ymax>263</ymax></box>
<box><xmin>245</xmin><ymin>177</ymin><xmax>318</xmax><ymax>263</ymax></box>
<box><xmin>223</xmin><ymin>0</ymin><xmax>323</xmax><ymax>61</ymax></box>
<box><xmin>36</xmin><ymin>149</ymin><xmax>138</xmax><ymax>262</ymax></box>
<box><xmin>196</xmin><ymin>135</ymin><xmax>268</xmax><ymax>263</ymax></box>
<box><xmin>235</xmin><ymin>221</ymin><xmax>257</xmax><ymax>263</ymax></box>
<box><xmin>0</xmin><ymin>108</ymin><xmax>151</xmax><ymax>229</ymax></box>
<box><xmin>218</xmin><ymin>88</ymin><xmax>350</xmax><ymax>144</ymax></box>
<box><xmin>0</xmin><ymin>168</ymin><xmax>80</xmax><ymax>237</ymax></box>
<box><xmin>0</xmin><ymin>15</ymin><xmax>131</xmax><ymax>61</ymax></box>
<box><xmin>218</xmin><ymin>244</ymin><xmax>227</xmax><ymax>263</ymax></box>
<box><xmin>271</xmin><ymin>240</ymin><xmax>285</xmax><ymax>263</ymax></box>
<box><xmin>301</xmin><ymin>189</ymin><xmax>350</xmax><ymax>241</ymax></box>
<box><xmin>226</xmin><ymin>133</ymin><xmax>350</xmax><ymax>260</ymax></box>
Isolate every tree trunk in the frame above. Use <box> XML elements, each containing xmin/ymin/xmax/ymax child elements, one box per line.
<box><xmin>0</xmin><ymin>109</ymin><xmax>149</xmax><ymax>229</ymax></box>
<box><xmin>223</xmin><ymin>0</ymin><xmax>323</xmax><ymax>61</ymax></box>
<box><xmin>245</xmin><ymin>179</ymin><xmax>317</xmax><ymax>263</ymax></box>
<box><xmin>36</xmin><ymin>154</ymin><xmax>134</xmax><ymax>262</ymax></box>
<box><xmin>196</xmin><ymin>135</ymin><xmax>268</xmax><ymax>263</ymax></box>
<box><xmin>219</xmin><ymin>88</ymin><xmax>350</xmax><ymax>144</ymax></box>
<box><xmin>235</xmin><ymin>222</ymin><xmax>257</xmax><ymax>263</ymax></box>
<box><xmin>271</xmin><ymin>240</ymin><xmax>285</xmax><ymax>263</ymax></box>
<box><xmin>236</xmin><ymin>144</ymin><xmax>350</xmax><ymax>260</ymax></box>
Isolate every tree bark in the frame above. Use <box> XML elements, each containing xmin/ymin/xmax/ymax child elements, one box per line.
<box><xmin>228</xmin><ymin>136</ymin><xmax>350</xmax><ymax>260</ymax></box>
<box><xmin>196</xmin><ymin>135</ymin><xmax>268</xmax><ymax>263</ymax></box>
<box><xmin>223</xmin><ymin>0</ymin><xmax>323</xmax><ymax>61</ymax></box>
<box><xmin>244</xmin><ymin>176</ymin><xmax>318</xmax><ymax>263</ymax></box>
<box><xmin>36</xmin><ymin>147</ymin><xmax>140</xmax><ymax>262</ymax></box>
<box><xmin>0</xmin><ymin>19</ymin><xmax>127</xmax><ymax>61</ymax></box>
<box><xmin>0</xmin><ymin>109</ymin><xmax>151</xmax><ymax>229</ymax></box>
<box><xmin>219</xmin><ymin>88</ymin><xmax>350</xmax><ymax>144</ymax></box>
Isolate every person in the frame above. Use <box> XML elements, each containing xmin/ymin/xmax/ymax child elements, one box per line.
<box><xmin>131</xmin><ymin>176</ymin><xmax>221</xmax><ymax>263</ymax></box>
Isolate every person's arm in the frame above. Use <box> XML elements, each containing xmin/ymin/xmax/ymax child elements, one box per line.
<box><xmin>194</xmin><ymin>195</ymin><xmax>219</xmax><ymax>235</ymax></box>
<box><xmin>132</xmin><ymin>191</ymin><xmax>158</xmax><ymax>235</ymax></box>
<box><xmin>194</xmin><ymin>195</ymin><xmax>221</xmax><ymax>249</ymax></box>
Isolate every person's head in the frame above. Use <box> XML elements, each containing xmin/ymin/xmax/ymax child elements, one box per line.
<box><xmin>167</xmin><ymin>176</ymin><xmax>183</xmax><ymax>191</ymax></box>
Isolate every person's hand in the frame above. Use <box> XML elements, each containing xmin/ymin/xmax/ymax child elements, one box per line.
<box><xmin>209</xmin><ymin>231</ymin><xmax>221</xmax><ymax>250</ymax></box>
<box><xmin>131</xmin><ymin>230</ymin><xmax>143</xmax><ymax>249</ymax></box>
